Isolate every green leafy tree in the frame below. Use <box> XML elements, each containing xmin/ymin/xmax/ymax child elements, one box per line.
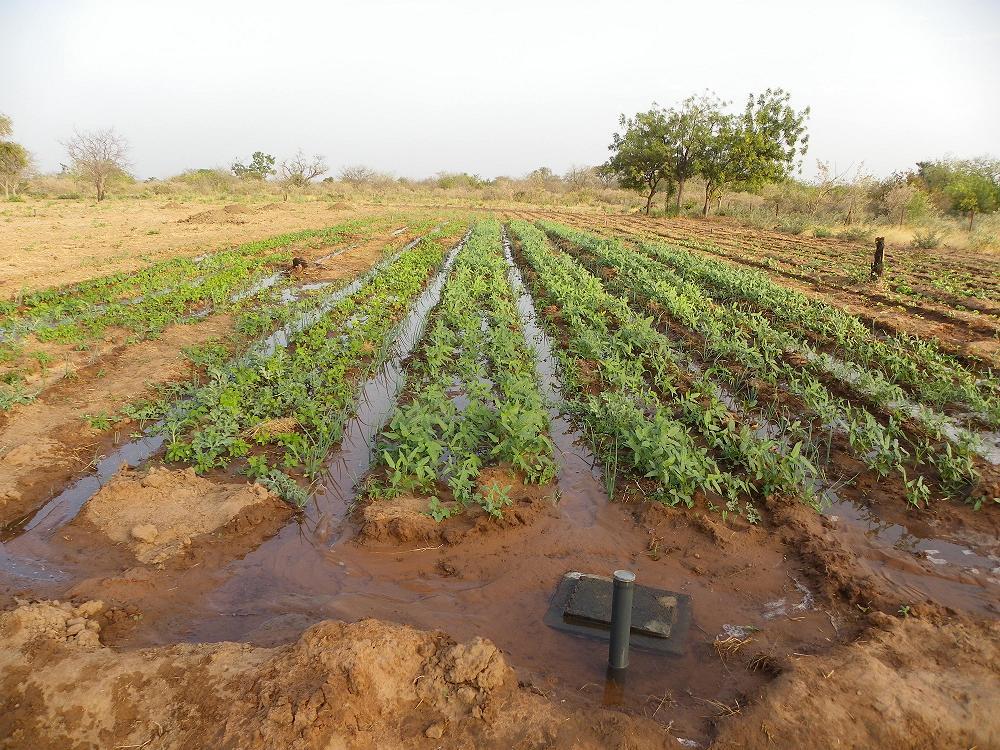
<box><xmin>666</xmin><ymin>93</ymin><xmax>722</xmax><ymax>211</ymax></box>
<box><xmin>698</xmin><ymin>89</ymin><xmax>809</xmax><ymax>215</ymax></box>
<box><xmin>944</xmin><ymin>170</ymin><xmax>999</xmax><ymax>230</ymax></box>
<box><xmin>603</xmin><ymin>109</ymin><xmax>676</xmax><ymax>214</ymax></box>
<box><xmin>0</xmin><ymin>114</ymin><xmax>31</xmax><ymax>198</ymax></box>
<box><xmin>231</xmin><ymin>151</ymin><xmax>276</xmax><ymax>180</ymax></box>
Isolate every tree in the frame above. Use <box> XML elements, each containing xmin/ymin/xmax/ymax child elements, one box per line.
<box><xmin>945</xmin><ymin>171</ymin><xmax>999</xmax><ymax>230</ymax></box>
<box><xmin>563</xmin><ymin>165</ymin><xmax>597</xmax><ymax>190</ymax></box>
<box><xmin>666</xmin><ymin>93</ymin><xmax>721</xmax><ymax>210</ymax></box>
<box><xmin>603</xmin><ymin>109</ymin><xmax>675</xmax><ymax>214</ymax></box>
<box><xmin>280</xmin><ymin>149</ymin><xmax>328</xmax><ymax>187</ymax></box>
<box><xmin>339</xmin><ymin>164</ymin><xmax>378</xmax><ymax>185</ymax></box>
<box><xmin>698</xmin><ymin>89</ymin><xmax>809</xmax><ymax>215</ymax></box>
<box><xmin>882</xmin><ymin>182</ymin><xmax>919</xmax><ymax>226</ymax></box>
<box><xmin>63</xmin><ymin>127</ymin><xmax>130</xmax><ymax>201</ymax></box>
<box><xmin>232</xmin><ymin>151</ymin><xmax>276</xmax><ymax>180</ymax></box>
<box><xmin>0</xmin><ymin>114</ymin><xmax>31</xmax><ymax>198</ymax></box>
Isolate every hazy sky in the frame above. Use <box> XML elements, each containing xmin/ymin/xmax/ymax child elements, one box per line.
<box><xmin>2</xmin><ymin>0</ymin><xmax>998</xmax><ymax>181</ymax></box>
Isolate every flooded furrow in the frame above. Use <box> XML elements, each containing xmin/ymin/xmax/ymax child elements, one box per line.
<box><xmin>501</xmin><ymin>227</ymin><xmax>607</xmax><ymax>526</ymax></box>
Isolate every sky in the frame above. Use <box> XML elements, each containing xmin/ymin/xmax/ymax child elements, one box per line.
<box><xmin>1</xmin><ymin>0</ymin><xmax>998</xmax><ymax>182</ymax></box>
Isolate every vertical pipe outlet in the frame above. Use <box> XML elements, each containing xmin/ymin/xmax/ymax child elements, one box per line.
<box><xmin>609</xmin><ymin>569</ymin><xmax>635</xmax><ymax>670</ymax></box>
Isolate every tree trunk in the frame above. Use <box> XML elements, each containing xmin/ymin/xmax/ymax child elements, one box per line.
<box><xmin>645</xmin><ymin>188</ymin><xmax>655</xmax><ymax>215</ymax></box>
<box><xmin>899</xmin><ymin>206</ymin><xmax>905</xmax><ymax>226</ymax></box>
<box><xmin>870</xmin><ymin>237</ymin><xmax>885</xmax><ymax>279</ymax></box>
<box><xmin>703</xmin><ymin>185</ymin><xmax>711</xmax><ymax>216</ymax></box>
<box><xmin>676</xmin><ymin>179</ymin><xmax>684</xmax><ymax>212</ymax></box>
<box><xmin>969</xmin><ymin>210</ymin><xmax>975</xmax><ymax>231</ymax></box>
<box><xmin>775</xmin><ymin>201</ymin><xmax>780</xmax><ymax>218</ymax></box>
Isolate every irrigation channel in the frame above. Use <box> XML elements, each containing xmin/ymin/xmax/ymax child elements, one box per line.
<box><xmin>0</xmin><ymin>223</ymin><xmax>997</xmax><ymax>744</ymax></box>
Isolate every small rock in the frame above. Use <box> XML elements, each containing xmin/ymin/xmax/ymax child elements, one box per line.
<box><xmin>131</xmin><ymin>524</ymin><xmax>158</xmax><ymax>543</ymax></box>
<box><xmin>66</xmin><ymin>622</ymin><xmax>86</xmax><ymax>636</ymax></box>
<box><xmin>76</xmin><ymin>600</ymin><xmax>104</xmax><ymax>617</ymax></box>
<box><xmin>424</xmin><ymin>723</ymin><xmax>444</xmax><ymax>739</ymax></box>
<box><xmin>75</xmin><ymin>630</ymin><xmax>100</xmax><ymax>648</ymax></box>
<box><xmin>86</xmin><ymin>620</ymin><xmax>101</xmax><ymax>632</ymax></box>
<box><xmin>66</xmin><ymin>616</ymin><xmax>86</xmax><ymax>627</ymax></box>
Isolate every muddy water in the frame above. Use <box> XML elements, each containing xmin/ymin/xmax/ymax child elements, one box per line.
<box><xmin>823</xmin><ymin>491</ymin><xmax>999</xmax><ymax>615</ymax></box>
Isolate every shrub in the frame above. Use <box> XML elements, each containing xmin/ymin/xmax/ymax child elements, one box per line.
<box><xmin>813</xmin><ymin>225</ymin><xmax>833</xmax><ymax>238</ymax></box>
<box><xmin>838</xmin><ymin>226</ymin><xmax>874</xmax><ymax>243</ymax></box>
<box><xmin>777</xmin><ymin>216</ymin><xmax>809</xmax><ymax>235</ymax></box>
<box><xmin>911</xmin><ymin>228</ymin><xmax>943</xmax><ymax>249</ymax></box>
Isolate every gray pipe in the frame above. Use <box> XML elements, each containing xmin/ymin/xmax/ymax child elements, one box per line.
<box><xmin>608</xmin><ymin>569</ymin><xmax>635</xmax><ymax>670</ymax></box>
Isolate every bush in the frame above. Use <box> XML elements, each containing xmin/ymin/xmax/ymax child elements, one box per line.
<box><xmin>777</xmin><ymin>216</ymin><xmax>809</xmax><ymax>235</ymax></box>
<box><xmin>838</xmin><ymin>226</ymin><xmax>874</xmax><ymax>243</ymax></box>
<box><xmin>911</xmin><ymin>228</ymin><xmax>943</xmax><ymax>249</ymax></box>
<box><xmin>813</xmin><ymin>225</ymin><xmax>834</xmax><ymax>238</ymax></box>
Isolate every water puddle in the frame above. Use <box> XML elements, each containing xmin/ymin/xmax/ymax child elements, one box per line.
<box><xmin>822</xmin><ymin>489</ymin><xmax>999</xmax><ymax>615</ymax></box>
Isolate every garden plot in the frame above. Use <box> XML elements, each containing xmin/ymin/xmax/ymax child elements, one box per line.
<box><xmin>1</xmin><ymin>208</ymin><xmax>998</xmax><ymax>750</ymax></box>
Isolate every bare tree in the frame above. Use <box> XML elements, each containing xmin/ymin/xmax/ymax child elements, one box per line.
<box><xmin>563</xmin><ymin>164</ymin><xmax>596</xmax><ymax>190</ymax></box>
<box><xmin>280</xmin><ymin>149</ymin><xmax>328</xmax><ymax>188</ymax></box>
<box><xmin>64</xmin><ymin>128</ymin><xmax>130</xmax><ymax>201</ymax></box>
<box><xmin>883</xmin><ymin>182</ymin><xmax>918</xmax><ymax>226</ymax></box>
<box><xmin>339</xmin><ymin>164</ymin><xmax>378</xmax><ymax>185</ymax></box>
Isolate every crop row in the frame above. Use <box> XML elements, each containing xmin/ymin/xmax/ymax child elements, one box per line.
<box><xmin>159</xmin><ymin>221</ymin><xmax>467</xmax><ymax>503</ymax></box>
<box><xmin>369</xmin><ymin>219</ymin><xmax>555</xmax><ymax>518</ymax></box>
<box><xmin>540</xmin><ymin>221</ymin><xmax>987</xmax><ymax>507</ymax></box>
<box><xmin>509</xmin><ymin>220</ymin><xmax>820</xmax><ymax>517</ymax></box>
<box><xmin>627</xmin><ymin>234</ymin><xmax>1000</xmax><ymax>425</ymax></box>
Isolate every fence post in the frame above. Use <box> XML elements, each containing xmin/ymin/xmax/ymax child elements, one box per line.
<box><xmin>870</xmin><ymin>237</ymin><xmax>885</xmax><ymax>279</ymax></box>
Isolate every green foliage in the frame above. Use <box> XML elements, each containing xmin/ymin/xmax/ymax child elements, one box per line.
<box><xmin>537</xmin><ymin>220</ymin><xmax>991</xmax><ymax>506</ymax></box>
<box><xmin>373</xmin><ymin>219</ymin><xmax>556</xmax><ymax>519</ymax></box>
<box><xmin>160</xmin><ymin>221</ymin><xmax>465</xmax><ymax>483</ymax></box>
<box><xmin>0</xmin><ymin>113</ymin><xmax>30</xmax><ymax>197</ymax></box>
<box><xmin>232</xmin><ymin>151</ymin><xmax>276</xmax><ymax>180</ymax></box>
<box><xmin>698</xmin><ymin>89</ymin><xmax>809</xmax><ymax>214</ymax></box>
<box><xmin>603</xmin><ymin>109</ymin><xmax>676</xmax><ymax>214</ymax></box>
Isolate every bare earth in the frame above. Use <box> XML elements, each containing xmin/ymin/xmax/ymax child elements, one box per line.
<box><xmin>0</xmin><ymin>198</ymin><xmax>375</xmax><ymax>293</ymax></box>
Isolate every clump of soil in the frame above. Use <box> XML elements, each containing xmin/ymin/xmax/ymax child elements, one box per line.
<box><xmin>0</xmin><ymin>600</ymin><xmax>670</xmax><ymax>750</ymax></box>
<box><xmin>181</xmin><ymin>204</ymin><xmax>254</xmax><ymax>224</ymax></box>
<box><xmin>77</xmin><ymin>466</ymin><xmax>289</xmax><ymax>564</ymax></box>
<box><xmin>359</xmin><ymin>467</ymin><xmax>554</xmax><ymax>546</ymax></box>
<box><xmin>713</xmin><ymin>615</ymin><xmax>1000</xmax><ymax>749</ymax></box>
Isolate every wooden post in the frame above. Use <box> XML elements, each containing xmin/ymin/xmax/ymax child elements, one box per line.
<box><xmin>870</xmin><ymin>237</ymin><xmax>885</xmax><ymax>279</ymax></box>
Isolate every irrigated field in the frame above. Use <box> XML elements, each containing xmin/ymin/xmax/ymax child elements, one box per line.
<box><xmin>1</xmin><ymin>203</ymin><xmax>997</xmax><ymax>749</ymax></box>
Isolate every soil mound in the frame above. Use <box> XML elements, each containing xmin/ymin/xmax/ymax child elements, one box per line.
<box><xmin>181</xmin><ymin>204</ymin><xmax>254</xmax><ymax>224</ymax></box>
<box><xmin>713</xmin><ymin>615</ymin><xmax>1000</xmax><ymax>750</ymax></box>
<box><xmin>78</xmin><ymin>466</ymin><xmax>289</xmax><ymax>564</ymax></box>
<box><xmin>359</xmin><ymin>468</ymin><xmax>554</xmax><ymax>546</ymax></box>
<box><xmin>0</xmin><ymin>600</ymin><xmax>670</xmax><ymax>750</ymax></box>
